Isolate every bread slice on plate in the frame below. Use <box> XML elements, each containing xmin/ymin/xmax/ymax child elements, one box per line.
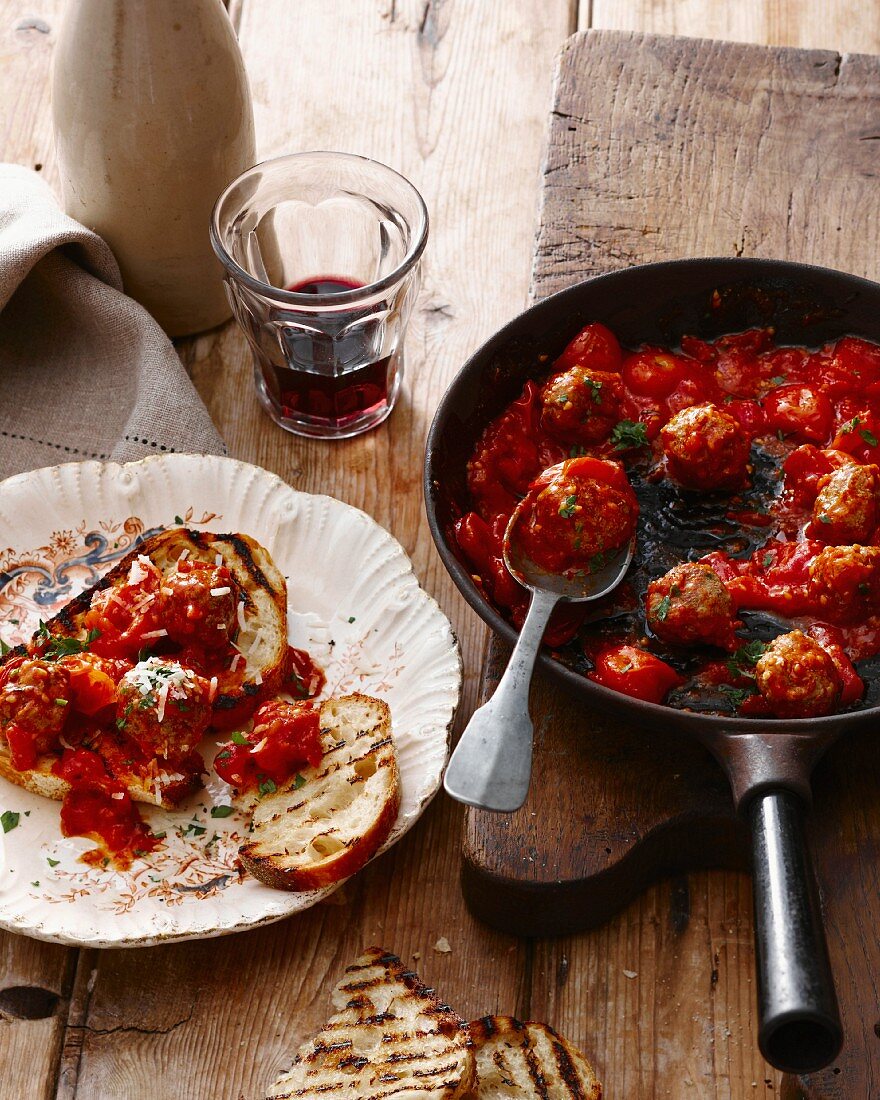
<box><xmin>266</xmin><ymin>946</ymin><xmax>475</xmax><ymax>1100</ymax></box>
<box><xmin>0</xmin><ymin>527</ymin><xmax>288</xmax><ymax>809</ymax></box>
<box><xmin>239</xmin><ymin>694</ymin><xmax>401</xmax><ymax>891</ymax></box>
<box><xmin>468</xmin><ymin>1016</ymin><xmax>602</xmax><ymax>1100</ymax></box>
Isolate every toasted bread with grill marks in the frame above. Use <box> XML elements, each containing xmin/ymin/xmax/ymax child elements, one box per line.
<box><xmin>468</xmin><ymin>1016</ymin><xmax>601</xmax><ymax>1100</ymax></box>
<box><xmin>239</xmin><ymin>694</ymin><xmax>400</xmax><ymax>891</ymax></box>
<box><xmin>266</xmin><ymin>947</ymin><xmax>475</xmax><ymax>1100</ymax></box>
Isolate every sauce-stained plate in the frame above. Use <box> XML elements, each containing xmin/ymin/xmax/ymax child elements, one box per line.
<box><xmin>0</xmin><ymin>454</ymin><xmax>460</xmax><ymax>946</ymax></box>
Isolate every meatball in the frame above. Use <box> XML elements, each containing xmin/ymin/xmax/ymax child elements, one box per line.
<box><xmin>516</xmin><ymin>457</ymin><xmax>638</xmax><ymax>574</ymax></box>
<box><xmin>811</xmin><ymin>462</ymin><xmax>880</xmax><ymax>544</ymax></box>
<box><xmin>646</xmin><ymin>562</ymin><xmax>737</xmax><ymax>649</ymax></box>
<box><xmin>159</xmin><ymin>560</ymin><xmax>237</xmax><ymax>649</ymax></box>
<box><xmin>115</xmin><ymin>657</ymin><xmax>211</xmax><ymax>759</ymax></box>
<box><xmin>754</xmin><ymin>631</ymin><xmax>841</xmax><ymax>718</ymax></box>
<box><xmin>540</xmin><ymin>366</ymin><xmax>622</xmax><ymax>445</ymax></box>
<box><xmin>660</xmin><ymin>402</ymin><xmax>751</xmax><ymax>490</ymax></box>
<box><xmin>808</xmin><ymin>544</ymin><xmax>880</xmax><ymax>622</ymax></box>
<box><xmin>0</xmin><ymin>658</ymin><xmax>70</xmax><ymax>751</ymax></box>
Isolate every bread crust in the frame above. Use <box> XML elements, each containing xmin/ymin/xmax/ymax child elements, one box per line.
<box><xmin>239</xmin><ymin>694</ymin><xmax>401</xmax><ymax>891</ymax></box>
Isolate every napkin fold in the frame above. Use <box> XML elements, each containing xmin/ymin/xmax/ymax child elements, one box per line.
<box><xmin>0</xmin><ymin>163</ymin><xmax>225</xmax><ymax>481</ymax></box>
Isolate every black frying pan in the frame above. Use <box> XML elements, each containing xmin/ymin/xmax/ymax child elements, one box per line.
<box><xmin>424</xmin><ymin>257</ymin><xmax>880</xmax><ymax>1075</ymax></box>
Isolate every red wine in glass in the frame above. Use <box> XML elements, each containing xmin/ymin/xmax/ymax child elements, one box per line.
<box><xmin>248</xmin><ymin>275</ymin><xmax>398</xmax><ymax>437</ymax></box>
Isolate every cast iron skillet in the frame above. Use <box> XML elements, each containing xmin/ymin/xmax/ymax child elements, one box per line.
<box><xmin>425</xmin><ymin>257</ymin><xmax>880</xmax><ymax>1075</ymax></box>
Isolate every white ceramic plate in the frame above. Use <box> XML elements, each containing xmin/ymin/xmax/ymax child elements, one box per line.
<box><xmin>0</xmin><ymin>455</ymin><xmax>460</xmax><ymax>946</ymax></box>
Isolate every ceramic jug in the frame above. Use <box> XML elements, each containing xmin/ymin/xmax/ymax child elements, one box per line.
<box><xmin>52</xmin><ymin>0</ymin><xmax>256</xmax><ymax>337</ymax></box>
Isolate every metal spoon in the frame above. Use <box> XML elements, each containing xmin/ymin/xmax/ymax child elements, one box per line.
<box><xmin>443</xmin><ymin>500</ymin><xmax>635</xmax><ymax>813</ymax></box>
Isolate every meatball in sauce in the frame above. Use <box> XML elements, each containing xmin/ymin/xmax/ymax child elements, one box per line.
<box><xmin>646</xmin><ymin>562</ymin><xmax>738</xmax><ymax>650</ymax></box>
<box><xmin>754</xmin><ymin>631</ymin><xmax>841</xmax><ymax>719</ymax></box>
<box><xmin>660</xmin><ymin>402</ymin><xmax>751</xmax><ymax>490</ymax></box>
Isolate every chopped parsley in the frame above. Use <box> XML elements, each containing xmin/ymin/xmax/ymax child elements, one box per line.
<box><xmin>762</xmin><ymin>552</ymin><xmax>774</xmax><ymax>569</ymax></box>
<box><xmin>292</xmin><ymin>774</ymin><xmax>306</xmax><ymax>791</ymax></box>
<box><xmin>555</xmin><ymin>391</ymin><xmax>570</xmax><ymax>406</ymax></box>
<box><xmin>37</xmin><ymin>624</ymin><xmax>101</xmax><ymax>661</ymax></box>
<box><xmin>611</xmin><ymin>419</ymin><xmax>649</xmax><ymax>451</ymax></box>
<box><xmin>726</xmin><ymin>640</ymin><xmax>768</xmax><ymax>680</ymax></box>
<box><xmin>861</xmin><ymin>427</ymin><xmax>879</xmax><ymax>447</ymax></box>
<box><xmin>46</xmin><ymin>857</ymin><xmax>60</xmax><ymax>868</ymax></box>
<box><xmin>569</xmin><ymin>444</ymin><xmax>588</xmax><ymax>458</ymax></box>
<box><xmin>258</xmin><ymin>778</ymin><xmax>277</xmax><ymax>798</ymax></box>
<box><xmin>841</xmin><ymin>416</ymin><xmax>861</xmax><ymax>433</ymax></box>
<box><xmin>818</xmin><ymin>513</ymin><xmax>832</xmax><ymax>525</ymax></box>
<box><xmin>210</xmin><ymin>804</ymin><xmax>234</xmax><ymax>818</ymax></box>
<box><xmin>558</xmin><ymin>493</ymin><xmax>578</xmax><ymax>519</ymax></box>
<box><xmin>719</xmin><ymin>685</ymin><xmax>752</xmax><ymax>708</ymax></box>
<box><xmin>54</xmin><ymin>698</ymin><xmax>68</xmax><ymax>707</ymax></box>
<box><xmin>174</xmin><ymin>515</ymin><xmax>184</xmax><ymax>524</ymax></box>
<box><xmin>0</xmin><ymin>639</ymin><xmax>10</xmax><ymax>657</ymax></box>
<box><xmin>1</xmin><ymin>810</ymin><xmax>20</xmax><ymax>833</ymax></box>
<box><xmin>588</xmin><ymin>551</ymin><xmax>608</xmax><ymax>573</ymax></box>
<box><xmin>183</xmin><ymin>820</ymin><xmax>207</xmax><ymax>838</ymax></box>
<box><xmin>347</xmin><ymin>616</ymin><xmax>356</xmax><ymax>624</ymax></box>
<box><xmin>769</xmin><ymin>375</ymin><xmax>787</xmax><ymax>386</ymax></box>
<box><xmin>653</xmin><ymin>595</ymin><xmax>672</xmax><ymax>622</ymax></box>
<box><xmin>585</xmin><ymin>378</ymin><xmax>603</xmax><ymax>404</ymax></box>
<box><xmin>230</xmin><ymin>730</ymin><xmax>249</xmax><ymax>745</ymax></box>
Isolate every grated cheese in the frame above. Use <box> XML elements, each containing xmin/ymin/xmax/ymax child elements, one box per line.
<box><xmin>156</xmin><ymin>680</ymin><xmax>170</xmax><ymax>723</ymax></box>
<box><xmin>110</xmin><ymin>791</ymin><xmax>125</xmax><ymax>800</ymax></box>
<box><xmin>215</xmin><ymin>554</ymin><xmax>223</xmax><ymax>567</ymax></box>
<box><xmin>208</xmin><ymin>676</ymin><xmax>218</xmax><ymax>703</ymax></box>
<box><xmin>236</xmin><ymin>600</ymin><xmax>247</xmax><ymax>633</ymax></box>
<box><xmin>250</xmin><ymin>737</ymin><xmax>268</xmax><ymax>755</ymax></box>
<box><xmin>140</xmin><ymin>629</ymin><xmax>168</xmax><ymax>640</ymax></box>
<box><xmin>210</xmin><ymin>586</ymin><xmax>231</xmax><ymax>597</ymax></box>
<box><xmin>254</xmin><ymin>669</ymin><xmax>263</xmax><ymax>685</ymax></box>
<box><xmin>178</xmin><ymin>548</ymin><xmax>190</xmax><ymax>562</ymax></box>
<box><xmin>230</xmin><ymin>653</ymin><xmax>241</xmax><ymax>672</ymax></box>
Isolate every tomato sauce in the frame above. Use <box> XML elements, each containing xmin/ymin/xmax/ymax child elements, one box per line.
<box><xmin>454</xmin><ymin>323</ymin><xmax>880</xmax><ymax>715</ymax></box>
<box><xmin>0</xmin><ymin>544</ymin><xmax>327</xmax><ymax>861</ymax></box>
<box><xmin>214</xmin><ymin>700</ymin><xmax>323</xmax><ymax>792</ymax></box>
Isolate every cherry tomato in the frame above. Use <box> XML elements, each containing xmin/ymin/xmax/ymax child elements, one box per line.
<box><xmin>724</xmin><ymin>398</ymin><xmax>766</xmax><ymax>436</ymax></box>
<box><xmin>555</xmin><ymin>322</ymin><xmax>622</xmax><ymax>373</ymax></box>
<box><xmin>623</xmin><ymin>350</ymin><xmax>687</xmax><ymax>398</ymax></box>
<box><xmin>589</xmin><ymin>645</ymin><xmax>682</xmax><ymax>704</ymax></box>
<box><xmin>763</xmin><ymin>385</ymin><xmax>834</xmax><ymax>443</ymax></box>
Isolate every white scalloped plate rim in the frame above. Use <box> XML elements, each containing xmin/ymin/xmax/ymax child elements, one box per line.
<box><xmin>0</xmin><ymin>454</ymin><xmax>460</xmax><ymax>947</ymax></box>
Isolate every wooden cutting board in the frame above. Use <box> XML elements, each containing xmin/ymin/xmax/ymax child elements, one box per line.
<box><xmin>463</xmin><ymin>30</ymin><xmax>880</xmax><ymax>1098</ymax></box>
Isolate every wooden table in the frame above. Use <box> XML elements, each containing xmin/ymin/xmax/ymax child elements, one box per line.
<box><xmin>3</xmin><ymin>3</ymin><xmax>880</xmax><ymax>1098</ymax></box>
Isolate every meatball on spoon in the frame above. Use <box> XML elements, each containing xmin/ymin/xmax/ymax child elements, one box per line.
<box><xmin>444</xmin><ymin>458</ymin><xmax>636</xmax><ymax>813</ymax></box>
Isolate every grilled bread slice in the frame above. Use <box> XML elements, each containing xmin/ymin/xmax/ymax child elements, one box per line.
<box><xmin>266</xmin><ymin>947</ymin><xmax>475</xmax><ymax>1100</ymax></box>
<box><xmin>239</xmin><ymin>694</ymin><xmax>400</xmax><ymax>890</ymax></box>
<box><xmin>0</xmin><ymin>528</ymin><xmax>288</xmax><ymax>809</ymax></box>
<box><xmin>468</xmin><ymin>1017</ymin><xmax>602</xmax><ymax>1100</ymax></box>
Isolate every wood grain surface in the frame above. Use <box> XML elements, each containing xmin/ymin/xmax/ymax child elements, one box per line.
<box><xmin>466</xmin><ymin>30</ymin><xmax>880</xmax><ymax>1099</ymax></box>
<box><xmin>1</xmin><ymin>2</ymin><xmax>879</xmax><ymax>1099</ymax></box>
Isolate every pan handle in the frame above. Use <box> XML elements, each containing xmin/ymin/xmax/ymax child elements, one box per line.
<box><xmin>748</xmin><ymin>788</ymin><xmax>842</xmax><ymax>1073</ymax></box>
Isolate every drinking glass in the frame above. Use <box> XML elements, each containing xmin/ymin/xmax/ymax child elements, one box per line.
<box><xmin>211</xmin><ymin>151</ymin><xmax>428</xmax><ymax>439</ymax></box>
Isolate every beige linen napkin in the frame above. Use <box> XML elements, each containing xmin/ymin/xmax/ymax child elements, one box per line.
<box><xmin>0</xmin><ymin>163</ymin><xmax>225</xmax><ymax>480</ymax></box>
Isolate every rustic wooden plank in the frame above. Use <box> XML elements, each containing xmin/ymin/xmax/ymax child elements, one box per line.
<box><xmin>0</xmin><ymin>5</ymin><xmax>75</xmax><ymax>1099</ymax></box>
<box><xmin>478</xmin><ymin>27</ymin><xmax>880</xmax><ymax>1100</ymax></box>
<box><xmin>61</xmin><ymin>2</ymin><xmax>572</xmax><ymax>1098</ymax></box>
<box><xmin>589</xmin><ymin>0</ymin><xmax>880</xmax><ymax>54</ymax></box>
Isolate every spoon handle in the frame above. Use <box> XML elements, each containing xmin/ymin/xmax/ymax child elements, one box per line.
<box><xmin>443</xmin><ymin>587</ymin><xmax>560</xmax><ymax>812</ymax></box>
